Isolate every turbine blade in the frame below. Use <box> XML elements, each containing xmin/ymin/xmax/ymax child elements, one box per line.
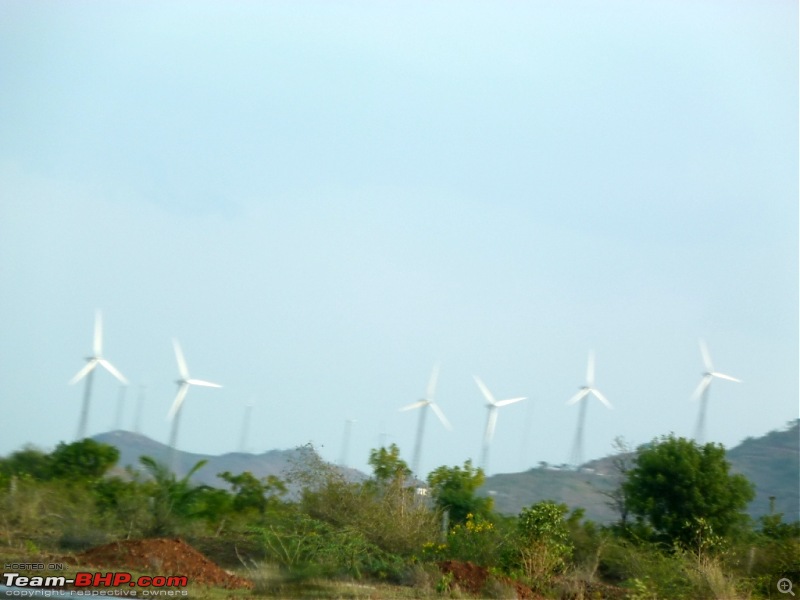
<box><xmin>591</xmin><ymin>389</ymin><xmax>613</xmax><ymax>409</ymax></box>
<box><xmin>485</xmin><ymin>407</ymin><xmax>498</xmax><ymax>443</ymax></box>
<box><xmin>699</xmin><ymin>339</ymin><xmax>714</xmax><ymax>372</ymax></box>
<box><xmin>400</xmin><ymin>400</ymin><xmax>427</xmax><ymax>412</ymax></box>
<box><xmin>430</xmin><ymin>402</ymin><xmax>452</xmax><ymax>431</ymax></box>
<box><xmin>173</xmin><ymin>339</ymin><xmax>189</xmax><ymax>379</ymax></box>
<box><xmin>167</xmin><ymin>384</ymin><xmax>189</xmax><ymax>421</ymax></box>
<box><xmin>473</xmin><ymin>376</ymin><xmax>496</xmax><ymax>405</ymax></box>
<box><xmin>586</xmin><ymin>351</ymin><xmax>595</xmax><ymax>387</ymax></box>
<box><xmin>98</xmin><ymin>359</ymin><xmax>129</xmax><ymax>385</ymax></box>
<box><xmin>187</xmin><ymin>378</ymin><xmax>222</xmax><ymax>388</ymax></box>
<box><xmin>567</xmin><ymin>388</ymin><xmax>590</xmax><ymax>405</ymax></box>
<box><xmin>495</xmin><ymin>396</ymin><xmax>526</xmax><ymax>407</ymax></box>
<box><xmin>69</xmin><ymin>359</ymin><xmax>98</xmax><ymax>385</ymax></box>
<box><xmin>94</xmin><ymin>311</ymin><xmax>103</xmax><ymax>356</ymax></box>
<box><xmin>426</xmin><ymin>363</ymin><xmax>440</xmax><ymax>401</ymax></box>
<box><xmin>691</xmin><ymin>375</ymin><xmax>712</xmax><ymax>401</ymax></box>
<box><xmin>711</xmin><ymin>372</ymin><xmax>741</xmax><ymax>384</ymax></box>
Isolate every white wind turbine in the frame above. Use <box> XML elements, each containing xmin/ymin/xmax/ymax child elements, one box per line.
<box><xmin>566</xmin><ymin>351</ymin><xmax>612</xmax><ymax>468</ymax></box>
<box><xmin>167</xmin><ymin>339</ymin><xmax>222</xmax><ymax>453</ymax></box>
<box><xmin>692</xmin><ymin>339</ymin><xmax>740</xmax><ymax>444</ymax></box>
<box><xmin>69</xmin><ymin>311</ymin><xmax>128</xmax><ymax>440</ymax></box>
<box><xmin>474</xmin><ymin>376</ymin><xmax>526</xmax><ymax>473</ymax></box>
<box><xmin>400</xmin><ymin>363</ymin><xmax>452</xmax><ymax>477</ymax></box>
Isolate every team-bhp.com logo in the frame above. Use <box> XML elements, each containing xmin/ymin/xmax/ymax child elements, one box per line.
<box><xmin>3</xmin><ymin>572</ymin><xmax>188</xmax><ymax>596</ymax></box>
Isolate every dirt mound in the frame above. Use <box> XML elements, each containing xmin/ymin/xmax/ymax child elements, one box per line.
<box><xmin>74</xmin><ymin>538</ymin><xmax>252</xmax><ymax>589</ymax></box>
<box><xmin>438</xmin><ymin>559</ymin><xmax>539</xmax><ymax>599</ymax></box>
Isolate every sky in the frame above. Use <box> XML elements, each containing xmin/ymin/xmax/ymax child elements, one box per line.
<box><xmin>0</xmin><ymin>1</ymin><xmax>797</xmax><ymax>480</ymax></box>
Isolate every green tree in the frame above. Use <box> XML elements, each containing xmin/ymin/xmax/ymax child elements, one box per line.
<box><xmin>139</xmin><ymin>456</ymin><xmax>209</xmax><ymax>535</ymax></box>
<box><xmin>49</xmin><ymin>439</ymin><xmax>119</xmax><ymax>482</ymax></box>
<box><xmin>515</xmin><ymin>501</ymin><xmax>573</xmax><ymax>586</ymax></box>
<box><xmin>427</xmin><ymin>460</ymin><xmax>493</xmax><ymax>526</ymax></box>
<box><xmin>622</xmin><ymin>435</ymin><xmax>754</xmax><ymax>548</ymax></box>
<box><xmin>218</xmin><ymin>470</ymin><xmax>287</xmax><ymax>515</ymax></box>
<box><xmin>368</xmin><ymin>444</ymin><xmax>411</xmax><ymax>486</ymax></box>
<box><xmin>0</xmin><ymin>446</ymin><xmax>53</xmax><ymax>482</ymax></box>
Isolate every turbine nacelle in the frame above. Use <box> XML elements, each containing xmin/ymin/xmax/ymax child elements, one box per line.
<box><xmin>566</xmin><ymin>352</ymin><xmax>612</xmax><ymax>409</ymax></box>
<box><xmin>69</xmin><ymin>311</ymin><xmax>128</xmax><ymax>386</ymax></box>
<box><xmin>167</xmin><ymin>339</ymin><xmax>222</xmax><ymax>421</ymax></box>
<box><xmin>691</xmin><ymin>339</ymin><xmax>740</xmax><ymax>400</ymax></box>
<box><xmin>399</xmin><ymin>363</ymin><xmax>452</xmax><ymax>430</ymax></box>
<box><xmin>474</xmin><ymin>376</ymin><xmax>526</xmax><ymax>444</ymax></box>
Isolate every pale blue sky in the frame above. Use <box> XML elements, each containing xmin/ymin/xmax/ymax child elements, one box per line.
<box><xmin>1</xmin><ymin>1</ymin><xmax>797</xmax><ymax>477</ymax></box>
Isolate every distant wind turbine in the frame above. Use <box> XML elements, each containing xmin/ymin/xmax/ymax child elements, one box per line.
<box><xmin>134</xmin><ymin>384</ymin><xmax>146</xmax><ymax>434</ymax></box>
<box><xmin>567</xmin><ymin>351</ymin><xmax>612</xmax><ymax>468</ymax></box>
<box><xmin>474</xmin><ymin>376</ymin><xmax>526</xmax><ymax>474</ymax></box>
<box><xmin>692</xmin><ymin>339</ymin><xmax>740</xmax><ymax>444</ymax></box>
<box><xmin>113</xmin><ymin>384</ymin><xmax>128</xmax><ymax>431</ymax></box>
<box><xmin>339</xmin><ymin>419</ymin><xmax>356</xmax><ymax>468</ymax></box>
<box><xmin>69</xmin><ymin>311</ymin><xmax>128</xmax><ymax>440</ymax></box>
<box><xmin>400</xmin><ymin>363</ymin><xmax>451</xmax><ymax>477</ymax></box>
<box><xmin>167</xmin><ymin>339</ymin><xmax>221</xmax><ymax>454</ymax></box>
<box><xmin>239</xmin><ymin>402</ymin><xmax>254</xmax><ymax>453</ymax></box>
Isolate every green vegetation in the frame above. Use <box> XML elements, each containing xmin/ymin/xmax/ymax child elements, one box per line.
<box><xmin>0</xmin><ymin>429</ymin><xmax>797</xmax><ymax>599</ymax></box>
<box><xmin>622</xmin><ymin>434</ymin><xmax>755</xmax><ymax>547</ymax></box>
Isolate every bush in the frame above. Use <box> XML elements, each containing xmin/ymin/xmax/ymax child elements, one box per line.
<box><xmin>444</xmin><ymin>512</ymin><xmax>504</xmax><ymax>567</ymax></box>
<box><xmin>514</xmin><ymin>501</ymin><xmax>574</xmax><ymax>589</ymax></box>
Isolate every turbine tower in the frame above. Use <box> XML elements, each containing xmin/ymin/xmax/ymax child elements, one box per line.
<box><xmin>339</xmin><ymin>418</ymin><xmax>356</xmax><ymax>468</ymax></box>
<box><xmin>400</xmin><ymin>363</ymin><xmax>451</xmax><ymax>477</ymax></box>
<box><xmin>474</xmin><ymin>376</ymin><xmax>526</xmax><ymax>473</ymax></box>
<box><xmin>113</xmin><ymin>384</ymin><xmax>128</xmax><ymax>431</ymax></box>
<box><xmin>567</xmin><ymin>351</ymin><xmax>612</xmax><ymax>468</ymax></box>
<box><xmin>239</xmin><ymin>402</ymin><xmax>254</xmax><ymax>453</ymax></box>
<box><xmin>692</xmin><ymin>339</ymin><xmax>740</xmax><ymax>444</ymax></box>
<box><xmin>167</xmin><ymin>339</ymin><xmax>221</xmax><ymax>458</ymax></box>
<box><xmin>69</xmin><ymin>311</ymin><xmax>128</xmax><ymax>440</ymax></box>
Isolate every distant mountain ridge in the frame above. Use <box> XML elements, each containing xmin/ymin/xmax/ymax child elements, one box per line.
<box><xmin>92</xmin><ymin>431</ymin><xmax>318</xmax><ymax>489</ymax></box>
<box><xmin>92</xmin><ymin>421</ymin><xmax>799</xmax><ymax>524</ymax></box>
<box><xmin>483</xmin><ymin>420</ymin><xmax>799</xmax><ymax>524</ymax></box>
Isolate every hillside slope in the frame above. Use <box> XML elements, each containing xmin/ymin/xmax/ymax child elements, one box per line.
<box><xmin>481</xmin><ymin>420</ymin><xmax>799</xmax><ymax>524</ymax></box>
<box><xmin>90</xmin><ymin>422</ymin><xmax>798</xmax><ymax>525</ymax></box>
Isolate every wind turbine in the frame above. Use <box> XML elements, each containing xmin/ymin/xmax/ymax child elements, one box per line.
<box><xmin>474</xmin><ymin>376</ymin><xmax>526</xmax><ymax>473</ymax></box>
<box><xmin>400</xmin><ymin>363</ymin><xmax>451</xmax><ymax>477</ymax></box>
<box><xmin>134</xmin><ymin>384</ymin><xmax>146</xmax><ymax>434</ymax></box>
<box><xmin>113</xmin><ymin>384</ymin><xmax>128</xmax><ymax>431</ymax></box>
<box><xmin>69</xmin><ymin>311</ymin><xmax>128</xmax><ymax>440</ymax></box>
<box><xmin>692</xmin><ymin>339</ymin><xmax>740</xmax><ymax>444</ymax></box>
<box><xmin>339</xmin><ymin>418</ymin><xmax>356</xmax><ymax>468</ymax></box>
<box><xmin>239</xmin><ymin>402</ymin><xmax>254</xmax><ymax>453</ymax></box>
<box><xmin>566</xmin><ymin>351</ymin><xmax>612</xmax><ymax>468</ymax></box>
<box><xmin>167</xmin><ymin>339</ymin><xmax>221</xmax><ymax>455</ymax></box>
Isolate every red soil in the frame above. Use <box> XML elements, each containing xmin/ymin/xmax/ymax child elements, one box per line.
<box><xmin>73</xmin><ymin>538</ymin><xmax>253</xmax><ymax>589</ymax></box>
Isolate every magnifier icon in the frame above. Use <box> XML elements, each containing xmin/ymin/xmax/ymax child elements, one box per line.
<box><xmin>778</xmin><ymin>578</ymin><xmax>795</xmax><ymax>596</ymax></box>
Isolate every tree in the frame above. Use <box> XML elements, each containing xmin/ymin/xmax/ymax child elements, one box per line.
<box><xmin>218</xmin><ymin>470</ymin><xmax>287</xmax><ymax>515</ymax></box>
<box><xmin>602</xmin><ymin>436</ymin><xmax>635</xmax><ymax>527</ymax></box>
<box><xmin>139</xmin><ymin>456</ymin><xmax>209</xmax><ymax>535</ymax></box>
<box><xmin>49</xmin><ymin>439</ymin><xmax>119</xmax><ymax>482</ymax></box>
<box><xmin>0</xmin><ymin>446</ymin><xmax>52</xmax><ymax>482</ymax></box>
<box><xmin>622</xmin><ymin>435</ymin><xmax>754</xmax><ymax>548</ymax></box>
<box><xmin>516</xmin><ymin>501</ymin><xmax>573</xmax><ymax>586</ymax></box>
<box><xmin>427</xmin><ymin>460</ymin><xmax>493</xmax><ymax>525</ymax></box>
<box><xmin>368</xmin><ymin>444</ymin><xmax>411</xmax><ymax>486</ymax></box>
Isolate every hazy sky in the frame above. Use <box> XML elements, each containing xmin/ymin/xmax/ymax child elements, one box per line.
<box><xmin>1</xmin><ymin>1</ymin><xmax>797</xmax><ymax>479</ymax></box>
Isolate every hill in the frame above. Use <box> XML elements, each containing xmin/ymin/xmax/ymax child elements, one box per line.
<box><xmin>91</xmin><ymin>431</ymin><xmax>323</xmax><ymax>489</ymax></box>
<box><xmin>481</xmin><ymin>420</ymin><xmax>799</xmax><ymax>524</ymax></box>
<box><xmin>91</xmin><ymin>422</ymin><xmax>798</xmax><ymax>525</ymax></box>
